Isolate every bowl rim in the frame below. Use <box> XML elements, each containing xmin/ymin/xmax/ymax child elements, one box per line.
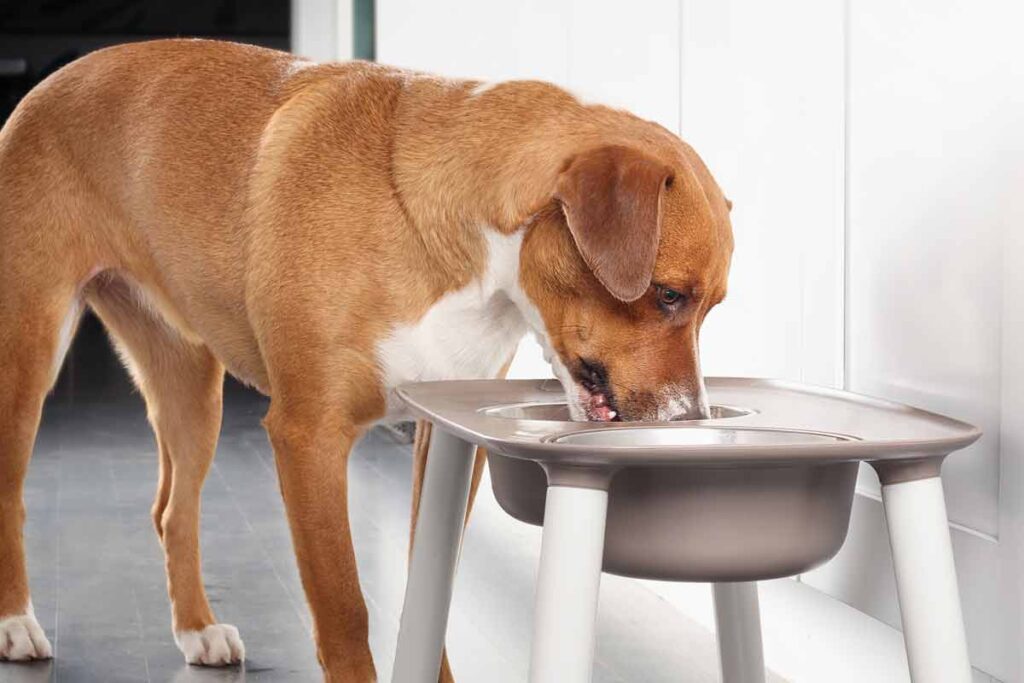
<box><xmin>543</xmin><ymin>424</ymin><xmax>859</xmax><ymax>448</ymax></box>
<box><xmin>397</xmin><ymin>377</ymin><xmax>983</xmax><ymax>468</ymax></box>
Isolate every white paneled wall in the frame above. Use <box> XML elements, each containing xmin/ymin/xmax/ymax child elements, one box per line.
<box><xmin>565</xmin><ymin>0</ymin><xmax>680</xmax><ymax>132</ymax></box>
<box><xmin>292</xmin><ymin>0</ymin><xmax>353</xmax><ymax>61</ymax></box>
<box><xmin>1000</xmin><ymin>143</ymin><xmax>1024</xmax><ymax>683</ymax></box>
<box><xmin>377</xmin><ymin>0</ymin><xmax>680</xmax><ymax>128</ymax></box>
<box><xmin>678</xmin><ymin>0</ymin><xmax>845</xmax><ymax>387</ymax></box>
<box><xmin>845</xmin><ymin>0</ymin><xmax>1012</xmax><ymax>533</ymax></box>
<box><xmin>377</xmin><ymin>0</ymin><xmax>569</xmax><ymax>84</ymax></box>
<box><xmin>376</xmin><ymin>1</ymin><xmax>1024</xmax><ymax>679</ymax></box>
<box><xmin>802</xmin><ymin>3</ymin><xmax>1024</xmax><ymax>680</ymax></box>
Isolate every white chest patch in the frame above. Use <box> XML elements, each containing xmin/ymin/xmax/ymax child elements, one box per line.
<box><xmin>377</xmin><ymin>229</ymin><xmax>532</xmax><ymax>421</ymax></box>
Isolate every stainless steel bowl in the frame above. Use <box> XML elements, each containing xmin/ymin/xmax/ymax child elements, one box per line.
<box><xmin>487</xmin><ymin>405</ymin><xmax>858</xmax><ymax>581</ymax></box>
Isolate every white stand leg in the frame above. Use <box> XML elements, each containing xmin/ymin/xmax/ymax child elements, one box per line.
<box><xmin>881</xmin><ymin>476</ymin><xmax>972</xmax><ymax>683</ymax></box>
<box><xmin>529</xmin><ymin>485</ymin><xmax>609</xmax><ymax>683</ymax></box>
<box><xmin>713</xmin><ymin>582</ymin><xmax>766</xmax><ymax>683</ymax></box>
<box><xmin>392</xmin><ymin>428</ymin><xmax>476</xmax><ymax>683</ymax></box>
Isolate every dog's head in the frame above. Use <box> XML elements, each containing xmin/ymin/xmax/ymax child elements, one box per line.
<box><xmin>520</xmin><ymin>142</ymin><xmax>733</xmax><ymax>422</ymax></box>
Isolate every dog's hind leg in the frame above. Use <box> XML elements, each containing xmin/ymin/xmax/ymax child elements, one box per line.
<box><xmin>0</xmin><ymin>277</ymin><xmax>84</xmax><ymax>661</ymax></box>
<box><xmin>85</xmin><ymin>276</ymin><xmax>244</xmax><ymax>666</ymax></box>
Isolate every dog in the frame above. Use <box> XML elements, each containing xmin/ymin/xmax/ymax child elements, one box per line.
<box><xmin>0</xmin><ymin>39</ymin><xmax>733</xmax><ymax>681</ymax></box>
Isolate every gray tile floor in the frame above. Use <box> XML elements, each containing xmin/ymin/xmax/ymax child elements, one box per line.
<box><xmin>2</xmin><ymin>329</ymin><xmax>783</xmax><ymax>682</ymax></box>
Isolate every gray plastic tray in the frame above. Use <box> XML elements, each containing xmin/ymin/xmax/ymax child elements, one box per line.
<box><xmin>398</xmin><ymin>378</ymin><xmax>980</xmax><ymax>581</ymax></box>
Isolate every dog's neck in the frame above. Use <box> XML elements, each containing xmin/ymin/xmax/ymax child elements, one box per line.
<box><xmin>390</xmin><ymin>79</ymin><xmax>634</xmax><ymax>236</ymax></box>
<box><xmin>386</xmin><ymin>79</ymin><xmax>574</xmax><ymax>313</ymax></box>
<box><xmin>385</xmin><ymin>78</ymin><xmax>648</xmax><ymax>386</ymax></box>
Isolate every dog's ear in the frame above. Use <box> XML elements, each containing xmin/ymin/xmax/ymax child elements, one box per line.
<box><xmin>554</xmin><ymin>145</ymin><xmax>672</xmax><ymax>302</ymax></box>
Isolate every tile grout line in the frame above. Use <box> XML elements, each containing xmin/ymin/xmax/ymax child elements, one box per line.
<box><xmin>53</xmin><ymin>437</ymin><xmax>62</xmax><ymax>683</ymax></box>
<box><xmin>105</xmin><ymin>436</ymin><xmax>152</xmax><ymax>683</ymax></box>
<box><xmin>209</xmin><ymin>456</ymin><xmax>313</xmax><ymax>631</ymax></box>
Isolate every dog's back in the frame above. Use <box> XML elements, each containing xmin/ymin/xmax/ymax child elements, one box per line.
<box><xmin>0</xmin><ymin>39</ymin><xmax>408</xmax><ymax>388</ymax></box>
<box><xmin>1</xmin><ymin>40</ymin><xmax>295</xmax><ymax>296</ymax></box>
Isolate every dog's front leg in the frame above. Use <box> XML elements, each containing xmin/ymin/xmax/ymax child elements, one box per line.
<box><xmin>264</xmin><ymin>388</ymin><xmax>377</xmax><ymax>682</ymax></box>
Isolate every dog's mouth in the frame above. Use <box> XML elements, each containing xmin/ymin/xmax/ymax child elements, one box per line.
<box><xmin>574</xmin><ymin>358</ymin><xmax>622</xmax><ymax>422</ymax></box>
<box><xmin>580</xmin><ymin>387</ymin><xmax>621</xmax><ymax>422</ymax></box>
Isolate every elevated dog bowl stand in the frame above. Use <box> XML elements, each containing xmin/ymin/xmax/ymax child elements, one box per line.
<box><xmin>390</xmin><ymin>379</ymin><xmax>980</xmax><ymax>683</ymax></box>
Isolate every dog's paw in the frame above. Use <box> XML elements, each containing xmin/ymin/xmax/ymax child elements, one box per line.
<box><xmin>0</xmin><ymin>609</ymin><xmax>52</xmax><ymax>661</ymax></box>
<box><xmin>175</xmin><ymin>624</ymin><xmax>245</xmax><ymax>666</ymax></box>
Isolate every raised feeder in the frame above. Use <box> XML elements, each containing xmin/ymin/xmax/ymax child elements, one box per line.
<box><xmin>392</xmin><ymin>378</ymin><xmax>981</xmax><ymax>683</ymax></box>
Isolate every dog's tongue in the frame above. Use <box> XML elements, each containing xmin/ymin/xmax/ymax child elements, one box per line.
<box><xmin>588</xmin><ymin>393</ymin><xmax>617</xmax><ymax>421</ymax></box>
<box><xmin>579</xmin><ymin>386</ymin><xmax>617</xmax><ymax>421</ymax></box>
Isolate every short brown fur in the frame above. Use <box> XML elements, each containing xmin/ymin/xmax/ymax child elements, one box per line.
<box><xmin>0</xmin><ymin>40</ymin><xmax>732</xmax><ymax>680</ymax></box>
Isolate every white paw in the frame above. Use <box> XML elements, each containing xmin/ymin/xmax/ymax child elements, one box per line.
<box><xmin>175</xmin><ymin>624</ymin><xmax>245</xmax><ymax>666</ymax></box>
<box><xmin>0</xmin><ymin>607</ymin><xmax>52</xmax><ymax>661</ymax></box>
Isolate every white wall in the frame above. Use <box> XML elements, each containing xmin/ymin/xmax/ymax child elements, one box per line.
<box><xmin>376</xmin><ymin>1</ymin><xmax>1024</xmax><ymax>679</ymax></box>
<box><xmin>801</xmin><ymin>3</ymin><xmax>1024</xmax><ymax>680</ymax></box>
<box><xmin>292</xmin><ymin>0</ymin><xmax>353</xmax><ymax>62</ymax></box>
<box><xmin>678</xmin><ymin>0</ymin><xmax>845</xmax><ymax>388</ymax></box>
<box><xmin>377</xmin><ymin>0</ymin><xmax>680</xmax><ymax>129</ymax></box>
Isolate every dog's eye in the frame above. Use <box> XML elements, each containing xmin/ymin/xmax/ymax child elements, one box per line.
<box><xmin>658</xmin><ymin>287</ymin><xmax>685</xmax><ymax>307</ymax></box>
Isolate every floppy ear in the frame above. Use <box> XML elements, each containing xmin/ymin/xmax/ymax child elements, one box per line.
<box><xmin>554</xmin><ymin>145</ymin><xmax>672</xmax><ymax>302</ymax></box>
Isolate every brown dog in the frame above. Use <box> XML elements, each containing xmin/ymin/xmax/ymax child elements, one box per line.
<box><xmin>0</xmin><ymin>39</ymin><xmax>732</xmax><ymax>680</ymax></box>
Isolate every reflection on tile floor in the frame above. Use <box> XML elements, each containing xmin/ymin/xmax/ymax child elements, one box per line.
<box><xmin>4</xmin><ymin>373</ymin><xmax>784</xmax><ymax>682</ymax></box>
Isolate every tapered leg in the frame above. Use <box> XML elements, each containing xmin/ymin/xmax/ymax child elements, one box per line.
<box><xmin>881</xmin><ymin>476</ymin><xmax>971</xmax><ymax>683</ymax></box>
<box><xmin>713</xmin><ymin>582</ymin><xmax>765</xmax><ymax>683</ymax></box>
<box><xmin>392</xmin><ymin>429</ymin><xmax>476</xmax><ymax>683</ymax></box>
<box><xmin>529</xmin><ymin>485</ymin><xmax>608</xmax><ymax>683</ymax></box>
<box><xmin>0</xmin><ymin>288</ymin><xmax>75</xmax><ymax>662</ymax></box>
<box><xmin>408</xmin><ymin>420</ymin><xmax>488</xmax><ymax>683</ymax></box>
